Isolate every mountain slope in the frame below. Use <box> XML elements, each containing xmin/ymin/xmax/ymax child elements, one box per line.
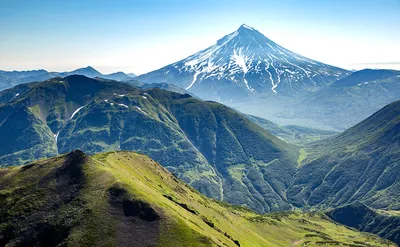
<box><xmin>287</xmin><ymin>69</ymin><xmax>400</xmax><ymax>129</ymax></box>
<box><xmin>102</xmin><ymin>71</ymin><xmax>133</xmax><ymax>81</ymax></box>
<box><xmin>0</xmin><ymin>70</ymin><xmax>55</xmax><ymax>91</ymax></box>
<box><xmin>141</xmin><ymin>82</ymin><xmax>190</xmax><ymax>95</ymax></box>
<box><xmin>0</xmin><ymin>67</ymin><xmax>136</xmax><ymax>91</ymax></box>
<box><xmin>287</xmin><ymin>99</ymin><xmax>400</xmax><ymax>209</ymax></box>
<box><xmin>65</xmin><ymin>66</ymin><xmax>104</xmax><ymax>78</ymax></box>
<box><xmin>138</xmin><ymin>24</ymin><xmax>349</xmax><ymax>102</ymax></box>
<box><xmin>0</xmin><ymin>75</ymin><xmax>298</xmax><ymax>213</ymax></box>
<box><xmin>327</xmin><ymin>204</ymin><xmax>400</xmax><ymax>245</ymax></box>
<box><xmin>0</xmin><ymin>150</ymin><xmax>394</xmax><ymax>247</ymax></box>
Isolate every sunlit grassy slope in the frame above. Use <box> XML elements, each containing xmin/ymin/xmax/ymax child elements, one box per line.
<box><xmin>0</xmin><ymin>151</ymin><xmax>394</xmax><ymax>246</ymax></box>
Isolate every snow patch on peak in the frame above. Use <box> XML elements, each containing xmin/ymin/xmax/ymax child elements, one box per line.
<box><xmin>135</xmin><ymin>106</ymin><xmax>148</xmax><ymax>115</ymax></box>
<box><xmin>231</xmin><ymin>48</ymin><xmax>249</xmax><ymax>74</ymax></box>
<box><xmin>243</xmin><ymin>78</ymin><xmax>255</xmax><ymax>92</ymax></box>
<box><xmin>113</xmin><ymin>93</ymin><xmax>126</xmax><ymax>97</ymax></box>
<box><xmin>240</xmin><ymin>24</ymin><xmax>255</xmax><ymax>31</ymax></box>
<box><xmin>186</xmin><ymin>71</ymin><xmax>201</xmax><ymax>90</ymax></box>
<box><xmin>118</xmin><ymin>103</ymin><xmax>129</xmax><ymax>108</ymax></box>
<box><xmin>54</xmin><ymin>132</ymin><xmax>60</xmax><ymax>143</ymax></box>
<box><xmin>70</xmin><ymin>106</ymin><xmax>84</xmax><ymax>120</ymax></box>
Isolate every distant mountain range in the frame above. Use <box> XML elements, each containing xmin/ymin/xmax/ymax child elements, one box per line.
<box><xmin>274</xmin><ymin>69</ymin><xmax>400</xmax><ymax>129</ymax></box>
<box><xmin>230</xmin><ymin>68</ymin><xmax>400</xmax><ymax>130</ymax></box>
<box><xmin>0</xmin><ymin>75</ymin><xmax>398</xmax><ymax>216</ymax></box>
<box><xmin>0</xmin><ymin>66</ymin><xmax>136</xmax><ymax>91</ymax></box>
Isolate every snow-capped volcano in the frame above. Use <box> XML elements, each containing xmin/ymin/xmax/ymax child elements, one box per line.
<box><xmin>138</xmin><ymin>24</ymin><xmax>349</xmax><ymax>102</ymax></box>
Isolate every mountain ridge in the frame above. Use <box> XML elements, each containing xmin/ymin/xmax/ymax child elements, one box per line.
<box><xmin>1</xmin><ymin>150</ymin><xmax>393</xmax><ymax>247</ymax></box>
<box><xmin>234</xmin><ymin>68</ymin><xmax>400</xmax><ymax>131</ymax></box>
<box><xmin>286</xmin><ymin>68</ymin><xmax>400</xmax><ymax>129</ymax></box>
<box><xmin>0</xmin><ymin>66</ymin><xmax>137</xmax><ymax>91</ymax></box>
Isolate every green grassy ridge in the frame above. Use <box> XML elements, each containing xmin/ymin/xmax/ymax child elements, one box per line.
<box><xmin>0</xmin><ymin>151</ymin><xmax>394</xmax><ymax>247</ymax></box>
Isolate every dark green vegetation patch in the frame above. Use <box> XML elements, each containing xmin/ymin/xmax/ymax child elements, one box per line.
<box><xmin>328</xmin><ymin>204</ymin><xmax>400</xmax><ymax>245</ymax></box>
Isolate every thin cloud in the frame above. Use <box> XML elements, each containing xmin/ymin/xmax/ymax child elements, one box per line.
<box><xmin>351</xmin><ymin>62</ymin><xmax>400</xmax><ymax>66</ymax></box>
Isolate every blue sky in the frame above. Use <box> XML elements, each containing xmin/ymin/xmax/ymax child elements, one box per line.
<box><xmin>0</xmin><ymin>0</ymin><xmax>399</xmax><ymax>74</ymax></box>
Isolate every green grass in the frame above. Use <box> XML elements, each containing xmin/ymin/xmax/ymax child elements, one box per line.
<box><xmin>86</xmin><ymin>151</ymin><xmax>396</xmax><ymax>246</ymax></box>
<box><xmin>0</xmin><ymin>151</ymin><xmax>394</xmax><ymax>246</ymax></box>
<box><xmin>376</xmin><ymin>209</ymin><xmax>400</xmax><ymax>216</ymax></box>
<box><xmin>92</xmin><ymin>151</ymin><xmax>395</xmax><ymax>246</ymax></box>
<box><xmin>297</xmin><ymin>149</ymin><xmax>307</xmax><ymax>167</ymax></box>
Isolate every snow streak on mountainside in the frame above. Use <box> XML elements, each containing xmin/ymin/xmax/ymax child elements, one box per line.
<box><xmin>138</xmin><ymin>24</ymin><xmax>349</xmax><ymax>102</ymax></box>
